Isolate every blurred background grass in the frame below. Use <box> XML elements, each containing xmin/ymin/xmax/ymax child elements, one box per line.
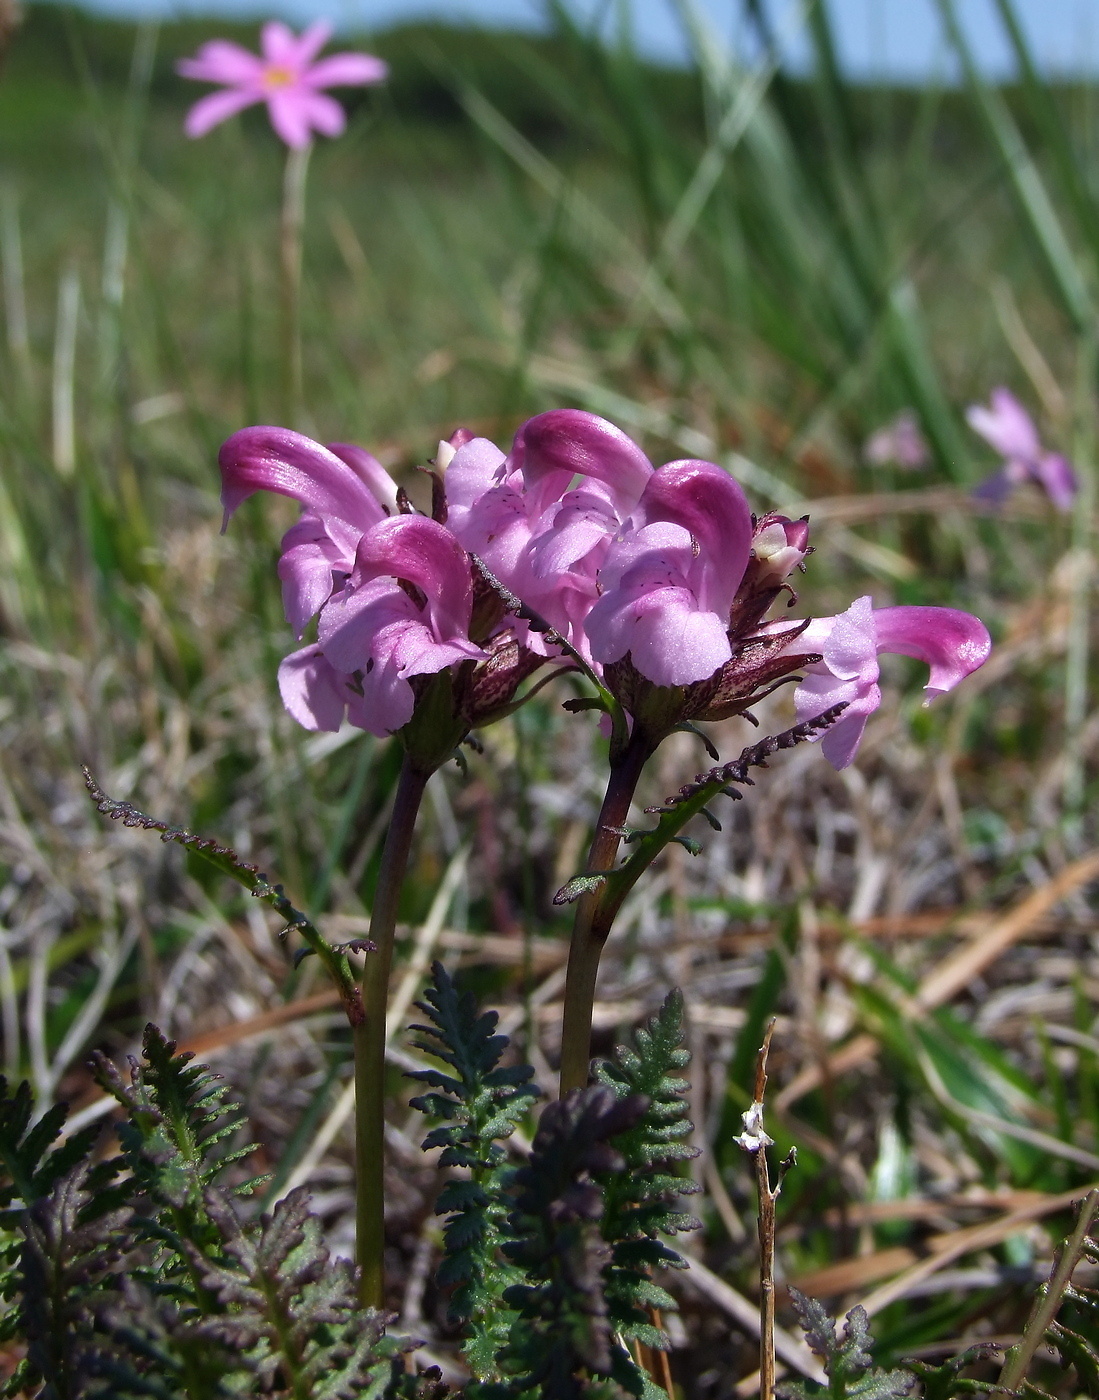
<box><xmin>3</xmin><ymin>1</ymin><xmax>1099</xmax><ymax>1391</ymax></box>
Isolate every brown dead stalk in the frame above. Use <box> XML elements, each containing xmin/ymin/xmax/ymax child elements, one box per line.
<box><xmin>736</xmin><ymin>1019</ymin><xmax>797</xmax><ymax>1400</ymax></box>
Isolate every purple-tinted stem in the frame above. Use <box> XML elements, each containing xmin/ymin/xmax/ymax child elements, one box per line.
<box><xmin>558</xmin><ymin>730</ymin><xmax>654</xmax><ymax>1094</ymax></box>
<box><xmin>355</xmin><ymin>754</ymin><xmax>430</xmax><ymax>1307</ymax></box>
<box><xmin>279</xmin><ymin>141</ymin><xmax>311</xmax><ymax>428</ymax></box>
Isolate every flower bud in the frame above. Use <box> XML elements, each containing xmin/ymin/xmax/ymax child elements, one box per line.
<box><xmin>750</xmin><ymin>514</ymin><xmax>810</xmax><ymax>585</ymax></box>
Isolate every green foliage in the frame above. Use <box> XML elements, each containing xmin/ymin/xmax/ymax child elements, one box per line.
<box><xmin>1051</xmin><ymin>1254</ymin><xmax>1099</xmax><ymax>1394</ymax></box>
<box><xmin>904</xmin><ymin>1348</ymin><xmax>1001</xmax><ymax>1400</ymax></box>
<box><xmin>592</xmin><ymin>990</ymin><xmax>701</xmax><ymax>1355</ymax></box>
<box><xmin>10</xmin><ymin>1159</ymin><xmax>132</xmax><ymax>1400</ymax></box>
<box><xmin>92</xmin><ymin>1023</ymin><xmax>259</xmax><ymax>1288</ymax></box>
<box><xmin>191</xmin><ymin>1188</ymin><xmax>401</xmax><ymax>1399</ymax></box>
<box><xmin>0</xmin><ymin>1037</ymin><xmax>420</xmax><ymax>1400</ymax></box>
<box><xmin>407</xmin><ymin>974</ymin><xmax>708</xmax><ymax>1399</ymax></box>
<box><xmin>778</xmin><ymin>1291</ymin><xmax>913</xmax><ymax>1400</ymax></box>
<box><xmin>493</xmin><ymin>1085</ymin><xmax>647</xmax><ymax>1400</ymax></box>
<box><xmin>408</xmin><ymin>962</ymin><xmax>540</xmax><ymax>1377</ymax></box>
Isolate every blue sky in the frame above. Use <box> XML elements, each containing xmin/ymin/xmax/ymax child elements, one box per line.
<box><xmin>58</xmin><ymin>0</ymin><xmax>1099</xmax><ymax>82</ymax></box>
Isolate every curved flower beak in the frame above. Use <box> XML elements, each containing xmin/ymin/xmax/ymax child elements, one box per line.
<box><xmin>510</xmin><ymin>409</ymin><xmax>654</xmax><ymax>514</ymax></box>
<box><xmin>219</xmin><ymin>426</ymin><xmax>394</xmax><ymax>533</ymax></box>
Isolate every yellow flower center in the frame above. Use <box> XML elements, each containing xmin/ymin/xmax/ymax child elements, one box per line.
<box><xmin>264</xmin><ymin>65</ymin><xmax>294</xmax><ymax>87</ymax></box>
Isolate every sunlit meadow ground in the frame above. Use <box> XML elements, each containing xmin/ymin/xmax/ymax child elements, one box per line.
<box><xmin>2</xmin><ymin>3</ymin><xmax>1099</xmax><ymax>1391</ymax></box>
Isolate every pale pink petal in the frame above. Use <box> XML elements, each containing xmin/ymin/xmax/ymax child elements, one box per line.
<box><xmin>871</xmin><ymin>606</ymin><xmax>992</xmax><ymax>697</ymax></box>
<box><xmin>318</xmin><ymin>580</ymin><xmax>417</xmax><ymax>676</ymax></box>
<box><xmin>793</xmin><ymin>669</ymin><xmax>881</xmax><ymax>769</ymax></box>
<box><xmin>350</xmin><ymin>647</ymin><xmax>415</xmax><ymax>736</ymax></box>
<box><xmin>278</xmin><ymin>646</ymin><xmax>347</xmax><ymax>732</ymax></box>
<box><xmin>444</xmin><ymin>436</ymin><xmax>508</xmax><ymax>519</ymax></box>
<box><xmin>290</xmin><ymin>19</ymin><xmax>335</xmax><ymax>66</ymax></box>
<box><xmin>387</xmin><ymin>619</ymin><xmax>484</xmax><ymax>678</ymax></box>
<box><xmin>817</xmin><ymin>595</ymin><xmax>878</xmax><ymax>682</ymax></box>
<box><xmin>1035</xmin><ymin>452</ymin><xmax>1077</xmax><ymax>511</ymax></box>
<box><xmin>587</xmin><ymin>580</ymin><xmax>732</xmax><ymax>686</ymax></box>
<box><xmin>265</xmin><ymin>89</ymin><xmax>316</xmax><ymax>148</ymax></box>
<box><xmin>327</xmin><ymin>442</ymin><xmax>399</xmax><ymax>514</ymax></box>
<box><xmin>304</xmin><ymin>53</ymin><xmax>388</xmax><ymax>87</ymax></box>
<box><xmin>220</xmin><ymin>426</ymin><xmax>388</xmax><ymax>532</ymax></box>
<box><xmin>177</xmin><ymin>39</ymin><xmax>264</xmax><ymax>85</ymax></box>
<box><xmin>449</xmin><ymin>483</ymin><xmax>532</xmax><ymax>586</ymax></box>
<box><xmin>183</xmin><ymin>88</ymin><xmax>261</xmax><ymax>138</ymax></box>
<box><xmin>966</xmin><ymin>388</ymin><xmax>1041</xmax><ymax>461</ymax></box>
<box><xmin>278</xmin><ymin>520</ymin><xmax>345</xmax><ymax>636</ymax></box>
<box><xmin>526</xmin><ymin>490</ymin><xmax>617</xmax><ymax>577</ymax></box>
<box><xmin>260</xmin><ymin>19</ymin><xmax>303</xmax><ymax>67</ymax></box>
<box><xmin>299</xmin><ymin>90</ymin><xmax>347</xmax><ymax>139</ymax></box>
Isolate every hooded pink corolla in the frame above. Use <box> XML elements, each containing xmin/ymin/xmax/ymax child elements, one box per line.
<box><xmin>220</xmin><ymin>426</ymin><xmax>400</xmax><ymax>635</ymax></box>
<box><xmin>444</xmin><ymin>411</ymin><xmax>656</xmax><ymax>660</ymax></box>
<box><xmin>967</xmin><ymin>388</ymin><xmax>1076</xmax><ymax>511</ymax></box>
<box><xmin>177</xmin><ymin>20</ymin><xmax>387</xmax><ymax>149</ymax></box>
<box><xmin>585</xmin><ymin>461</ymin><xmax>754</xmax><ymax>687</ymax></box>
<box><xmin>786</xmin><ymin>596</ymin><xmax>992</xmax><ymax>769</ymax></box>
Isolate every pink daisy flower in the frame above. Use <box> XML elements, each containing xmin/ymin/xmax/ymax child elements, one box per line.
<box><xmin>177</xmin><ymin>20</ymin><xmax>387</xmax><ymax>149</ymax></box>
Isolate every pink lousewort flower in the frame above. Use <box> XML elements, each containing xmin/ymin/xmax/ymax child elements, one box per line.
<box><xmin>442</xmin><ymin>409</ymin><xmax>989</xmax><ymax>763</ymax></box>
<box><xmin>219</xmin><ymin>427</ymin><xmax>541</xmax><ymax>741</ymax></box>
<box><xmin>863</xmin><ymin>409</ymin><xmax>929</xmax><ymax>470</ymax></box>
<box><xmin>967</xmin><ymin>387</ymin><xmax>1076</xmax><ymax>511</ymax></box>
<box><xmin>782</xmin><ymin>596</ymin><xmax>992</xmax><ymax>769</ymax></box>
<box><xmin>177</xmin><ymin>21</ymin><xmax>387</xmax><ymax>149</ymax></box>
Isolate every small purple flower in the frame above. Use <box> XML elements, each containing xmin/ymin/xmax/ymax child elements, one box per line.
<box><xmin>967</xmin><ymin>388</ymin><xmax>1076</xmax><ymax>511</ymax></box>
<box><xmin>863</xmin><ymin>409</ymin><xmax>929</xmax><ymax>471</ymax></box>
<box><xmin>783</xmin><ymin>597</ymin><xmax>992</xmax><ymax>769</ymax></box>
<box><xmin>177</xmin><ymin>20</ymin><xmax>387</xmax><ymax>149</ymax></box>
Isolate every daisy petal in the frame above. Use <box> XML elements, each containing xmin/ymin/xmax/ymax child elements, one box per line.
<box><xmin>265</xmin><ymin>89</ymin><xmax>316</xmax><ymax>148</ymax></box>
<box><xmin>304</xmin><ymin>53</ymin><xmax>389</xmax><ymax>87</ymax></box>
<box><xmin>183</xmin><ymin>88</ymin><xmax>261</xmax><ymax>139</ymax></box>
<box><xmin>177</xmin><ymin>39</ymin><xmax>264</xmax><ymax>85</ymax></box>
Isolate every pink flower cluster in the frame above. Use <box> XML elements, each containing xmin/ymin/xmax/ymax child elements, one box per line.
<box><xmin>220</xmin><ymin>410</ymin><xmax>992</xmax><ymax>768</ymax></box>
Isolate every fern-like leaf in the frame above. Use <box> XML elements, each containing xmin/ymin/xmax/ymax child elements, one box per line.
<box><xmin>192</xmin><ymin>1185</ymin><xmax>396</xmax><ymax>1398</ymax></box>
<box><xmin>778</xmin><ymin>1292</ymin><xmax>913</xmax><ymax>1400</ymax></box>
<box><xmin>492</xmin><ymin>1086</ymin><xmax>647</xmax><ymax>1400</ymax></box>
<box><xmin>92</xmin><ymin>1024</ymin><xmax>258</xmax><ymax>1301</ymax></box>
<box><xmin>15</xmin><ymin>1159</ymin><xmax>133</xmax><ymax>1400</ymax></box>
<box><xmin>408</xmin><ymin>962</ymin><xmax>539</xmax><ymax>1377</ymax></box>
<box><xmin>592</xmin><ymin>989</ymin><xmax>701</xmax><ymax>1356</ymax></box>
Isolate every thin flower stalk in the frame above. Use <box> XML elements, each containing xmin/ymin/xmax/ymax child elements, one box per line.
<box><xmin>354</xmin><ymin>753</ymin><xmax>430</xmax><ymax>1308</ymax></box>
<box><xmin>279</xmin><ymin>141</ymin><xmax>310</xmax><ymax>429</ymax></box>
<box><xmin>558</xmin><ymin>729</ymin><xmax>654</xmax><ymax>1095</ymax></box>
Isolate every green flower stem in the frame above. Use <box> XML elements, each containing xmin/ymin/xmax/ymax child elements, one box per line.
<box><xmin>355</xmin><ymin>754</ymin><xmax>430</xmax><ymax>1308</ymax></box>
<box><xmin>558</xmin><ymin>731</ymin><xmax>654</xmax><ymax>1095</ymax></box>
<box><xmin>279</xmin><ymin>141</ymin><xmax>311</xmax><ymax>430</ymax></box>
